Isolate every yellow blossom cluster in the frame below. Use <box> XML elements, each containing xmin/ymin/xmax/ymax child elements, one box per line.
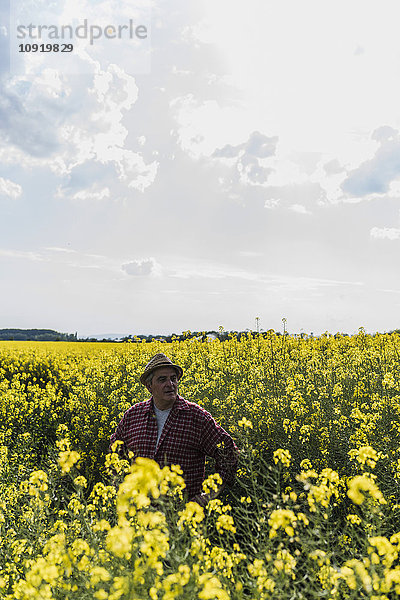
<box><xmin>348</xmin><ymin>445</ymin><xmax>383</xmax><ymax>470</ymax></box>
<box><xmin>273</xmin><ymin>448</ymin><xmax>291</xmax><ymax>468</ymax></box>
<box><xmin>347</xmin><ymin>474</ymin><xmax>387</xmax><ymax>506</ymax></box>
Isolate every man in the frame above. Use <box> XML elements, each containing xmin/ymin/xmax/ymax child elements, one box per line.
<box><xmin>110</xmin><ymin>353</ymin><xmax>239</xmax><ymax>506</ymax></box>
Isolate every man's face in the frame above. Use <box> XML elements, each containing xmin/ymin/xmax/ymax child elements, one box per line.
<box><xmin>147</xmin><ymin>366</ymin><xmax>179</xmax><ymax>409</ymax></box>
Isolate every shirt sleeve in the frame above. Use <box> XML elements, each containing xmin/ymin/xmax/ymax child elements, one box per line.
<box><xmin>198</xmin><ymin>410</ymin><xmax>239</xmax><ymax>487</ymax></box>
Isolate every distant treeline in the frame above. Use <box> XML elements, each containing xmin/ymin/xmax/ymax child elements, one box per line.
<box><xmin>0</xmin><ymin>329</ymin><xmax>78</xmax><ymax>341</ymax></box>
<box><xmin>2</xmin><ymin>328</ymin><xmax>396</xmax><ymax>343</ymax></box>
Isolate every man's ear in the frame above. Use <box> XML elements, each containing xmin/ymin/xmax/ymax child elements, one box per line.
<box><xmin>145</xmin><ymin>382</ymin><xmax>152</xmax><ymax>394</ymax></box>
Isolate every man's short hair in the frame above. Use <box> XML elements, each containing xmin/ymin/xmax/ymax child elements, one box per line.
<box><xmin>144</xmin><ymin>372</ymin><xmax>154</xmax><ymax>387</ymax></box>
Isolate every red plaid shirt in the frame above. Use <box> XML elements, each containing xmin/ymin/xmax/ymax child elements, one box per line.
<box><xmin>110</xmin><ymin>395</ymin><xmax>238</xmax><ymax>499</ymax></box>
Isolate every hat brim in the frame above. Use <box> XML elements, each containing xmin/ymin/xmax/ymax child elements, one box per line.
<box><xmin>140</xmin><ymin>362</ymin><xmax>183</xmax><ymax>385</ymax></box>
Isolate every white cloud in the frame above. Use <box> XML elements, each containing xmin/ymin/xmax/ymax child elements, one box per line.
<box><xmin>289</xmin><ymin>204</ymin><xmax>311</xmax><ymax>215</ymax></box>
<box><xmin>0</xmin><ymin>63</ymin><xmax>158</xmax><ymax>200</ymax></box>
<box><xmin>122</xmin><ymin>258</ymin><xmax>162</xmax><ymax>277</ymax></box>
<box><xmin>211</xmin><ymin>131</ymin><xmax>277</xmax><ymax>187</ymax></box>
<box><xmin>45</xmin><ymin>247</ymin><xmax>77</xmax><ymax>254</ymax></box>
<box><xmin>0</xmin><ymin>177</ymin><xmax>22</xmax><ymax>199</ymax></box>
<box><xmin>170</xmin><ymin>95</ymin><xmax>263</xmax><ymax>159</ymax></box>
<box><xmin>237</xmin><ymin>155</ymin><xmax>273</xmax><ymax>185</ymax></box>
<box><xmin>213</xmin><ymin>131</ymin><xmax>277</xmax><ymax>160</ymax></box>
<box><xmin>342</xmin><ymin>127</ymin><xmax>400</xmax><ymax>197</ymax></box>
<box><xmin>72</xmin><ymin>186</ymin><xmax>110</xmax><ymax>201</ymax></box>
<box><xmin>387</xmin><ymin>180</ymin><xmax>400</xmax><ymax>199</ymax></box>
<box><xmin>187</xmin><ymin>0</ymin><xmax>400</xmax><ymax>213</ymax></box>
<box><xmin>0</xmin><ymin>248</ymin><xmax>45</xmax><ymax>261</ymax></box>
<box><xmin>0</xmin><ymin>246</ymin><xmax>124</xmax><ymax>275</ymax></box>
<box><xmin>264</xmin><ymin>198</ymin><xmax>280</xmax><ymax>209</ymax></box>
<box><xmin>370</xmin><ymin>227</ymin><xmax>400</xmax><ymax>240</ymax></box>
<box><xmin>0</xmin><ymin>82</ymin><xmax>61</xmax><ymax>157</ymax></box>
<box><xmin>324</xmin><ymin>159</ymin><xmax>343</xmax><ymax>176</ymax></box>
<box><xmin>379</xmin><ymin>288</ymin><xmax>400</xmax><ymax>294</ymax></box>
<box><xmin>168</xmin><ymin>258</ymin><xmax>363</xmax><ymax>291</ymax></box>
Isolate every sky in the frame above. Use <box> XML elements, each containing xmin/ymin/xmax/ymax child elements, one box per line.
<box><xmin>1</xmin><ymin>0</ymin><xmax>400</xmax><ymax>337</ymax></box>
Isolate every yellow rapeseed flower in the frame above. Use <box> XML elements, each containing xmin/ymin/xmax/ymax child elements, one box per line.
<box><xmin>202</xmin><ymin>472</ymin><xmax>223</xmax><ymax>494</ymax></box>
<box><xmin>341</xmin><ymin>559</ymin><xmax>372</xmax><ymax>593</ymax></box>
<box><xmin>368</xmin><ymin>536</ymin><xmax>398</xmax><ymax>567</ymax></box>
<box><xmin>178</xmin><ymin>502</ymin><xmax>205</xmax><ymax>531</ymax></box>
<box><xmin>197</xmin><ymin>573</ymin><xmax>229</xmax><ymax>600</ymax></box>
<box><xmin>300</xmin><ymin>459</ymin><xmax>313</xmax><ymax>471</ymax></box>
<box><xmin>58</xmin><ymin>449</ymin><xmax>80</xmax><ymax>474</ymax></box>
<box><xmin>347</xmin><ymin>514</ymin><xmax>362</xmax><ymax>525</ymax></box>
<box><xmin>268</xmin><ymin>509</ymin><xmax>297</xmax><ymax>538</ymax></box>
<box><xmin>347</xmin><ymin>475</ymin><xmax>386</xmax><ymax>505</ymax></box>
<box><xmin>106</xmin><ymin>525</ymin><xmax>134</xmax><ymax>558</ymax></box>
<box><xmin>248</xmin><ymin>559</ymin><xmax>275</xmax><ymax>598</ymax></box>
<box><xmin>348</xmin><ymin>446</ymin><xmax>381</xmax><ymax>469</ymax></box>
<box><xmin>273</xmin><ymin>549</ymin><xmax>297</xmax><ymax>578</ymax></box>
<box><xmin>25</xmin><ymin>470</ymin><xmax>49</xmax><ymax>496</ymax></box>
<box><xmin>73</xmin><ymin>475</ymin><xmax>87</xmax><ymax>488</ymax></box>
<box><xmin>238</xmin><ymin>417</ymin><xmax>253</xmax><ymax>429</ymax></box>
<box><xmin>92</xmin><ymin>519</ymin><xmax>111</xmax><ymax>532</ymax></box>
<box><xmin>215</xmin><ymin>514</ymin><xmax>236</xmax><ymax>534</ymax></box>
<box><xmin>273</xmin><ymin>448</ymin><xmax>291</xmax><ymax>467</ymax></box>
<box><xmin>309</xmin><ymin>549</ymin><xmax>328</xmax><ymax>567</ymax></box>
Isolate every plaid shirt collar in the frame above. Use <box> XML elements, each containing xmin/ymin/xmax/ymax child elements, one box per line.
<box><xmin>142</xmin><ymin>394</ymin><xmax>190</xmax><ymax>414</ymax></box>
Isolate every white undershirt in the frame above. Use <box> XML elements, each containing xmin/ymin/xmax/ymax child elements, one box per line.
<box><xmin>153</xmin><ymin>405</ymin><xmax>172</xmax><ymax>443</ymax></box>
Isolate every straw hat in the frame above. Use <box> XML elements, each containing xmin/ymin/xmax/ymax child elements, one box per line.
<box><xmin>139</xmin><ymin>353</ymin><xmax>183</xmax><ymax>385</ymax></box>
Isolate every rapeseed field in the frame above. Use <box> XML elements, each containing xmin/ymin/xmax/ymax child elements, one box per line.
<box><xmin>1</xmin><ymin>330</ymin><xmax>400</xmax><ymax>598</ymax></box>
